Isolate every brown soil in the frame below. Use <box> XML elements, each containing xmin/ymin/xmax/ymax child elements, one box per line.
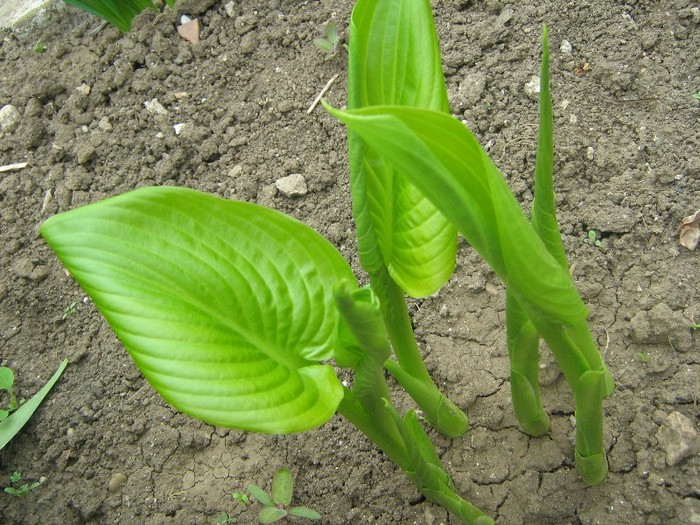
<box><xmin>1</xmin><ymin>0</ymin><xmax>698</xmax><ymax>524</ymax></box>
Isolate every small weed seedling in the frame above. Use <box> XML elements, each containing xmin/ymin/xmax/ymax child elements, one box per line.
<box><xmin>246</xmin><ymin>467</ymin><xmax>320</xmax><ymax>524</ymax></box>
<box><xmin>636</xmin><ymin>352</ymin><xmax>651</xmax><ymax>363</ymax></box>
<box><xmin>232</xmin><ymin>491</ymin><xmax>250</xmax><ymax>505</ymax></box>
<box><xmin>691</xmin><ymin>322</ymin><xmax>700</xmax><ymax>331</ymax></box>
<box><xmin>3</xmin><ymin>471</ymin><xmax>43</xmax><ymax>497</ymax></box>
<box><xmin>214</xmin><ymin>511</ymin><xmax>238</xmax><ymax>524</ymax></box>
<box><xmin>33</xmin><ymin>41</ymin><xmax>47</xmax><ymax>53</ymax></box>
<box><xmin>313</xmin><ymin>22</ymin><xmax>343</xmax><ymax>57</ymax></box>
<box><xmin>693</xmin><ymin>92</ymin><xmax>700</xmax><ymax>100</ymax></box>
<box><xmin>585</xmin><ymin>230</ymin><xmax>602</xmax><ymax>247</ymax></box>
<box><xmin>62</xmin><ymin>301</ymin><xmax>78</xmax><ymax>320</ymax></box>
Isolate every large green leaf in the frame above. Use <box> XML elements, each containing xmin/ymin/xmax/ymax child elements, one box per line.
<box><xmin>329</xmin><ymin>105</ymin><xmax>588</xmax><ymax>326</ymax></box>
<box><xmin>347</xmin><ymin>0</ymin><xmax>456</xmax><ymax>297</ymax></box>
<box><xmin>41</xmin><ymin>187</ymin><xmax>351</xmax><ymax>434</ymax></box>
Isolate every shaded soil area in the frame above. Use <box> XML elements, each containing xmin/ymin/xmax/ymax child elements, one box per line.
<box><xmin>0</xmin><ymin>0</ymin><xmax>698</xmax><ymax>523</ymax></box>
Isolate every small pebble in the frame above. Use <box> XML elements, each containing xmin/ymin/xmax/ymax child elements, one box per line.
<box><xmin>656</xmin><ymin>411</ymin><xmax>699</xmax><ymax>466</ymax></box>
<box><xmin>275</xmin><ymin>173</ymin><xmax>308</xmax><ymax>197</ymax></box>
<box><xmin>0</xmin><ymin>104</ymin><xmax>21</xmax><ymax>132</ymax></box>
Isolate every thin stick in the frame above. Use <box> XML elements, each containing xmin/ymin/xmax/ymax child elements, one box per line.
<box><xmin>307</xmin><ymin>74</ymin><xmax>339</xmax><ymax>114</ymax></box>
<box><xmin>0</xmin><ymin>162</ymin><xmax>28</xmax><ymax>173</ymax></box>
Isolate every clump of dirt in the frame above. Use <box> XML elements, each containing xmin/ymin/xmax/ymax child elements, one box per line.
<box><xmin>0</xmin><ymin>0</ymin><xmax>698</xmax><ymax>524</ymax></box>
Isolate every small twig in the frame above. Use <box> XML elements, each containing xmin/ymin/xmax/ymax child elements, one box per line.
<box><xmin>0</xmin><ymin>162</ymin><xmax>28</xmax><ymax>173</ymax></box>
<box><xmin>307</xmin><ymin>74</ymin><xmax>340</xmax><ymax>114</ymax></box>
<box><xmin>603</xmin><ymin>96</ymin><xmax>659</xmax><ymax>105</ymax></box>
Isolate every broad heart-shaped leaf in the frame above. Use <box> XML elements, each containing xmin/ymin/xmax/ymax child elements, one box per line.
<box><xmin>329</xmin><ymin>105</ymin><xmax>588</xmax><ymax>327</ymax></box>
<box><xmin>347</xmin><ymin>0</ymin><xmax>456</xmax><ymax>297</ymax></box>
<box><xmin>40</xmin><ymin>187</ymin><xmax>352</xmax><ymax>434</ymax></box>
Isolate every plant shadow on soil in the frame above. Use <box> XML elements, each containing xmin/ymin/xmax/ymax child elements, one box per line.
<box><xmin>0</xmin><ymin>0</ymin><xmax>698</xmax><ymax>523</ymax></box>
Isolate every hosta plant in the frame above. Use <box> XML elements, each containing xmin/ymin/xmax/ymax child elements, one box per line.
<box><xmin>40</xmin><ymin>0</ymin><xmax>613</xmax><ymax>522</ymax></box>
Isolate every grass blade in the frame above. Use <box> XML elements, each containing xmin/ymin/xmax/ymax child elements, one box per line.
<box><xmin>0</xmin><ymin>359</ymin><xmax>68</xmax><ymax>451</ymax></box>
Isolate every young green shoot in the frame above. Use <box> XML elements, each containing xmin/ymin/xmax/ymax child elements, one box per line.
<box><xmin>246</xmin><ymin>467</ymin><xmax>320</xmax><ymax>524</ymax></box>
<box><xmin>232</xmin><ymin>491</ymin><xmax>250</xmax><ymax>505</ymax></box>
<box><xmin>214</xmin><ymin>511</ymin><xmax>238</xmax><ymax>524</ymax></box>
<box><xmin>33</xmin><ymin>41</ymin><xmax>47</xmax><ymax>53</ymax></box>
<box><xmin>586</xmin><ymin>230</ymin><xmax>602</xmax><ymax>247</ymax></box>
<box><xmin>62</xmin><ymin>301</ymin><xmax>78</xmax><ymax>320</ymax></box>
<box><xmin>313</xmin><ymin>22</ymin><xmax>342</xmax><ymax>57</ymax></box>
<box><xmin>636</xmin><ymin>352</ymin><xmax>651</xmax><ymax>363</ymax></box>
<box><xmin>693</xmin><ymin>91</ymin><xmax>700</xmax><ymax>100</ymax></box>
<box><xmin>4</xmin><ymin>471</ymin><xmax>44</xmax><ymax>497</ymax></box>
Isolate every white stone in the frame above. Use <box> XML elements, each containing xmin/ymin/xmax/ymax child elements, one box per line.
<box><xmin>144</xmin><ymin>98</ymin><xmax>168</xmax><ymax>115</ymax></box>
<box><xmin>0</xmin><ymin>104</ymin><xmax>21</xmax><ymax>132</ymax></box>
<box><xmin>560</xmin><ymin>40</ymin><xmax>573</xmax><ymax>53</ymax></box>
<box><xmin>173</xmin><ymin>123</ymin><xmax>186</xmax><ymax>135</ymax></box>
<box><xmin>224</xmin><ymin>1</ymin><xmax>235</xmax><ymax>17</ymax></box>
<box><xmin>524</xmin><ymin>76</ymin><xmax>540</xmax><ymax>99</ymax></box>
<box><xmin>275</xmin><ymin>173</ymin><xmax>307</xmax><ymax>197</ymax></box>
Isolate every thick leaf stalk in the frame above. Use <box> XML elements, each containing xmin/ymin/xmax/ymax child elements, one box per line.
<box><xmin>347</xmin><ymin>0</ymin><xmax>467</xmax><ymax>438</ymax></box>
<box><xmin>505</xmin><ymin>26</ymin><xmax>560</xmax><ymax>438</ymax></box>
<box><xmin>334</xmin><ymin>285</ymin><xmax>491</xmax><ymax>524</ymax></box>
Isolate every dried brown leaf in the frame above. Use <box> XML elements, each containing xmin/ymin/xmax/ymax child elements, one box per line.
<box><xmin>679</xmin><ymin>210</ymin><xmax>700</xmax><ymax>250</ymax></box>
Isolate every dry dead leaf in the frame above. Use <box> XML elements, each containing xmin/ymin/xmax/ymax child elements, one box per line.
<box><xmin>679</xmin><ymin>209</ymin><xmax>700</xmax><ymax>250</ymax></box>
<box><xmin>177</xmin><ymin>18</ymin><xmax>200</xmax><ymax>45</ymax></box>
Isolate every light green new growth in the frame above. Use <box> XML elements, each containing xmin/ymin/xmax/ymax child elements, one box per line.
<box><xmin>346</xmin><ymin>0</ymin><xmax>468</xmax><ymax>439</ymax></box>
<box><xmin>313</xmin><ymin>22</ymin><xmax>341</xmax><ymax>56</ymax></box>
<box><xmin>329</xmin><ymin>23</ymin><xmax>614</xmax><ymax>486</ymax></box>
<box><xmin>39</xmin><ymin>0</ymin><xmax>614</xmax><ymax>523</ymax></box>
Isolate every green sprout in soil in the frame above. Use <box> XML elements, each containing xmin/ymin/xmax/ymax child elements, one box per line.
<box><xmin>313</xmin><ymin>22</ymin><xmax>343</xmax><ymax>57</ymax></box>
<box><xmin>586</xmin><ymin>230</ymin><xmax>602</xmax><ymax>247</ymax></box>
<box><xmin>636</xmin><ymin>352</ymin><xmax>651</xmax><ymax>363</ymax></box>
<box><xmin>40</xmin><ymin>1</ymin><xmax>614</xmax><ymax>523</ymax></box>
<box><xmin>33</xmin><ymin>41</ymin><xmax>47</xmax><ymax>53</ymax></box>
<box><xmin>691</xmin><ymin>322</ymin><xmax>700</xmax><ymax>330</ymax></box>
<box><xmin>693</xmin><ymin>92</ymin><xmax>700</xmax><ymax>100</ymax></box>
<box><xmin>62</xmin><ymin>301</ymin><xmax>78</xmax><ymax>320</ymax></box>
<box><xmin>232</xmin><ymin>492</ymin><xmax>250</xmax><ymax>505</ymax></box>
<box><xmin>3</xmin><ymin>471</ymin><xmax>43</xmax><ymax>497</ymax></box>
<box><xmin>214</xmin><ymin>511</ymin><xmax>238</xmax><ymax>524</ymax></box>
<box><xmin>246</xmin><ymin>467</ymin><xmax>320</xmax><ymax>524</ymax></box>
<box><xmin>63</xmin><ymin>0</ymin><xmax>177</xmax><ymax>33</ymax></box>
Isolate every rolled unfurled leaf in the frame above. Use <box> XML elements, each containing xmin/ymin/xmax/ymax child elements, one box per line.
<box><xmin>347</xmin><ymin>0</ymin><xmax>456</xmax><ymax>298</ymax></box>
